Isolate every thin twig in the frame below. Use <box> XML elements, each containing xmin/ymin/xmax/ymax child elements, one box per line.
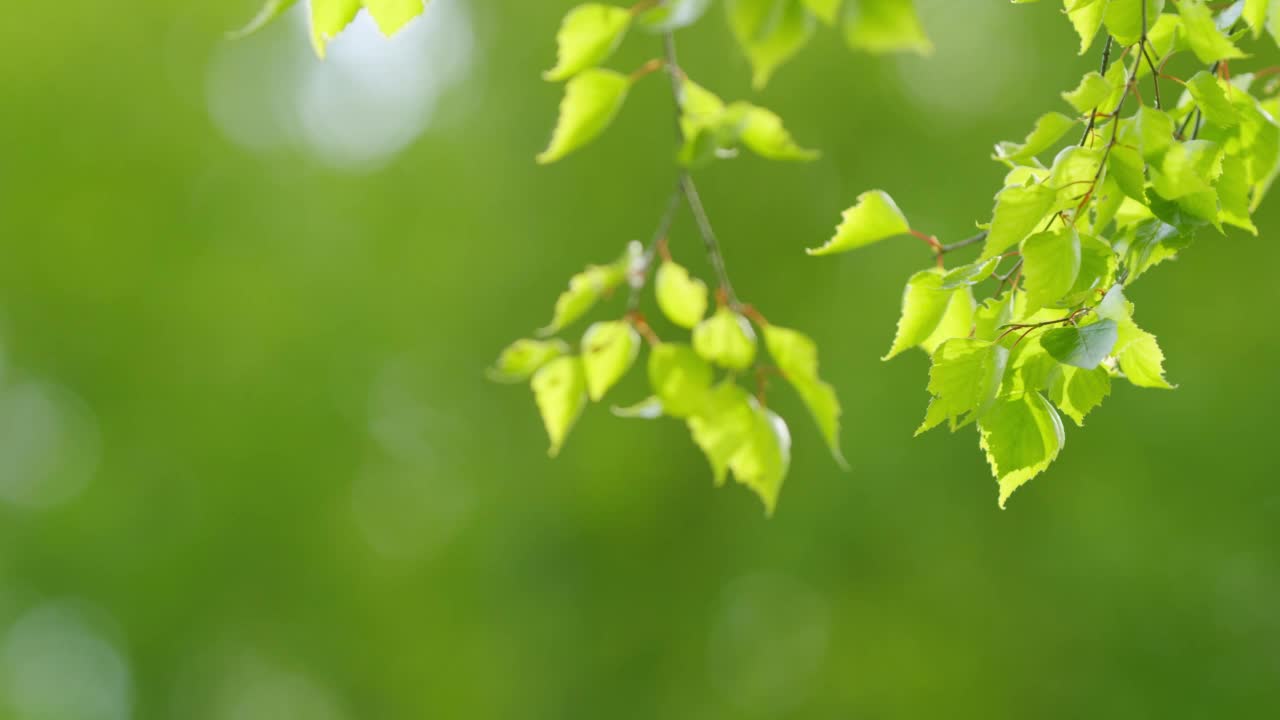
<box><xmin>662</xmin><ymin>31</ymin><xmax>740</xmax><ymax>307</ymax></box>
<box><xmin>627</xmin><ymin>180</ymin><xmax>684</xmax><ymax>310</ymax></box>
<box><xmin>1080</xmin><ymin>36</ymin><xmax>1116</xmax><ymax>146</ymax></box>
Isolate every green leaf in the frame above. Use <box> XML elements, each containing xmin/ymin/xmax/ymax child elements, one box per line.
<box><xmin>539</xmin><ymin>249</ymin><xmax>633</xmax><ymax>336</ymax></box>
<box><xmin>543</xmin><ymin>4</ymin><xmax>634</xmax><ymax>82</ymax></box>
<box><xmin>688</xmin><ymin>382</ymin><xmax>757</xmax><ymax>485</ymax></box>
<box><xmin>693</xmin><ymin>307</ymin><xmax>758</xmax><ymax>370</ymax></box>
<box><xmin>1058</xmin><ymin>234</ymin><xmax>1117</xmax><ymax>306</ymax></box>
<box><xmin>1048</xmin><ymin>365</ymin><xmax>1111</xmax><ymax>426</ymax></box>
<box><xmin>762</xmin><ymin>325</ymin><xmax>846</xmax><ymax>466</ymax></box>
<box><xmin>973</xmin><ymin>293</ymin><xmax>1015</xmax><ymax>341</ymax></box>
<box><xmin>802</xmin><ymin>0</ymin><xmax>841</xmax><ymax>24</ymax></box>
<box><xmin>919</xmin><ymin>338</ymin><xmax>1009</xmax><ymax>434</ymax></box>
<box><xmin>994</xmin><ymin>113</ymin><xmax>1077</xmax><ymax>164</ymax></box>
<box><xmin>884</xmin><ymin>269</ymin><xmax>952</xmax><ymax>360</ymax></box>
<box><xmin>844</xmin><ymin>0</ymin><xmax>933</xmax><ymax>55</ymax></box>
<box><xmin>1108</xmin><ymin>145</ymin><xmax>1147</xmax><ymax>202</ymax></box>
<box><xmin>807</xmin><ymin>190</ymin><xmax>911</xmax><ymax>255</ymax></box>
<box><xmin>981</xmin><ymin>184</ymin><xmax>1058</xmax><ymax>259</ymax></box>
<box><xmin>1061</xmin><ymin>71</ymin><xmax>1114</xmax><ymax>114</ymax></box>
<box><xmin>1244</xmin><ymin>0</ymin><xmax>1268</xmax><ymax>36</ymax></box>
<box><xmin>978</xmin><ymin>392</ymin><xmax>1065</xmax><ymax>508</ymax></box>
<box><xmin>489</xmin><ymin>338</ymin><xmax>570</xmax><ymax>383</ymax></box>
<box><xmin>1041</xmin><ymin>319</ymin><xmax>1119</xmax><ymax>370</ymax></box>
<box><xmin>920</xmin><ymin>285</ymin><xmax>975</xmax><ymax>355</ymax></box>
<box><xmin>638</xmin><ymin>0</ymin><xmax>713</xmax><ymax>31</ymax></box>
<box><xmin>1185</xmin><ymin>72</ymin><xmax>1241</xmax><ymax>129</ymax></box>
<box><xmin>726</xmin><ymin>0</ymin><xmax>816</xmax><ymax>89</ymax></box>
<box><xmin>581</xmin><ymin>321</ymin><xmax>640</xmax><ymax>401</ymax></box>
<box><xmin>229</xmin><ymin>0</ymin><xmax>299</xmax><ymax>40</ymax></box>
<box><xmin>611</xmin><ymin>396</ymin><xmax>665</xmax><ymax>419</ymax></box>
<box><xmin>739</xmin><ymin>105</ymin><xmax>820</xmax><ymax>161</ymax></box>
<box><xmin>1103</xmin><ymin>0</ymin><xmax>1164</xmax><ymax>46</ymax></box>
<box><xmin>940</xmin><ymin>257</ymin><xmax>1000</xmax><ymax>289</ymax></box>
<box><xmin>537</xmin><ymin>69</ymin><xmax>632</xmax><ymax>164</ymax></box>
<box><xmin>1177</xmin><ymin>0</ymin><xmax>1247</xmax><ymax>63</ymax></box>
<box><xmin>1021</xmin><ymin>228</ymin><xmax>1082</xmax><ymax>312</ymax></box>
<box><xmin>1124</xmin><ymin>106</ymin><xmax>1175</xmax><ymax>161</ymax></box>
<box><xmin>656</xmin><ymin>260</ymin><xmax>709</xmax><ymax>329</ymax></box>
<box><xmin>1114</xmin><ymin>319</ymin><xmax>1174</xmax><ymax>388</ymax></box>
<box><xmin>1094</xmin><ymin>284</ymin><xmax>1132</xmax><ymax>323</ymax></box>
<box><xmin>727</xmin><ymin>404</ymin><xmax>791</xmax><ymax>515</ymax></box>
<box><xmin>531</xmin><ymin>355</ymin><xmax>588</xmax><ymax>457</ymax></box>
<box><xmin>1062</xmin><ymin>0</ymin><xmax>1106</xmax><ymax>53</ymax></box>
<box><xmin>306</xmin><ymin>0</ymin><xmax>430</xmax><ymax>57</ymax></box>
<box><xmin>1149</xmin><ymin>139</ymin><xmax>1223</xmax><ymax>200</ymax></box>
<box><xmin>648</xmin><ymin>343</ymin><xmax>715</xmax><ymax>417</ymax></box>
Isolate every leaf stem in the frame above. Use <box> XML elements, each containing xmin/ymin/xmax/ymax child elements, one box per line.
<box><xmin>662</xmin><ymin>30</ymin><xmax>741</xmax><ymax>308</ymax></box>
<box><xmin>627</xmin><ymin>179</ymin><xmax>685</xmax><ymax>310</ymax></box>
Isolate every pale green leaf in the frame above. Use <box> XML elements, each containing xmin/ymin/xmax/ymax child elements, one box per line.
<box><xmin>883</xmin><ymin>269</ymin><xmax>952</xmax><ymax>360</ymax></box>
<box><xmin>727</xmin><ymin>403</ymin><xmax>791</xmax><ymax>515</ymax></box>
<box><xmin>307</xmin><ymin>0</ymin><xmax>430</xmax><ymax>57</ymax></box>
<box><xmin>844</xmin><ymin>0</ymin><xmax>933</xmax><ymax>54</ymax></box>
<box><xmin>980</xmin><ymin>184</ymin><xmax>1058</xmax><ymax>259</ymax></box>
<box><xmin>739</xmin><ymin>104</ymin><xmax>819</xmax><ymax>161</ymax></box>
<box><xmin>1061</xmin><ymin>71</ymin><xmax>1114</xmax><ymax>114</ymax></box>
<box><xmin>1186</xmin><ymin>72</ymin><xmax>1241</xmax><ymax>129</ymax></box>
<box><xmin>1149</xmin><ymin>139</ymin><xmax>1223</xmax><ymax>200</ymax></box>
<box><xmin>920</xmin><ymin>285</ymin><xmax>975</xmax><ymax>355</ymax></box>
<box><xmin>543</xmin><ymin>4</ymin><xmax>633</xmax><ymax>82</ymax></box>
<box><xmin>919</xmin><ymin>338</ymin><xmax>1009</xmax><ymax>434</ymax></box>
<box><xmin>489</xmin><ymin>338</ymin><xmax>570</xmax><ymax>383</ymax></box>
<box><xmin>1048</xmin><ymin>364</ymin><xmax>1111</xmax><ymax>425</ymax></box>
<box><xmin>1041</xmin><ymin>319</ymin><xmax>1119</xmax><ymax>370</ymax></box>
<box><xmin>537</xmin><ymin>69</ymin><xmax>632</xmax><ymax>164</ymax></box>
<box><xmin>656</xmin><ymin>260</ymin><xmax>709</xmax><ymax>329</ymax></box>
<box><xmin>994</xmin><ymin>113</ymin><xmax>1077</xmax><ymax>164</ymax></box>
<box><xmin>531</xmin><ymin>355</ymin><xmax>588</xmax><ymax>457</ymax></box>
<box><xmin>1103</xmin><ymin>0</ymin><xmax>1165</xmax><ymax>46</ymax></box>
<box><xmin>762</xmin><ymin>325</ymin><xmax>845</xmax><ymax>466</ymax></box>
<box><xmin>802</xmin><ymin>0</ymin><xmax>841</xmax><ymax>24</ymax></box>
<box><xmin>1244</xmin><ymin>0</ymin><xmax>1268</xmax><ymax>37</ymax></box>
<box><xmin>1177</xmin><ymin>0</ymin><xmax>1247</xmax><ymax>63</ymax></box>
<box><xmin>539</xmin><ymin>250</ymin><xmax>632</xmax><ymax>336</ymax></box>
<box><xmin>978</xmin><ymin>392</ymin><xmax>1065</xmax><ymax>508</ymax></box>
<box><xmin>940</xmin><ymin>257</ymin><xmax>1000</xmax><ymax>289</ymax></box>
<box><xmin>581</xmin><ymin>321</ymin><xmax>640</xmax><ymax>401</ymax></box>
<box><xmin>693</xmin><ymin>307</ymin><xmax>758</xmax><ymax>370</ymax></box>
<box><xmin>648</xmin><ymin>343</ymin><xmax>715</xmax><ymax>417</ymax></box>
<box><xmin>1064</xmin><ymin>0</ymin><xmax>1105</xmax><ymax>54</ymax></box>
<box><xmin>1021</xmin><ymin>228</ymin><xmax>1082</xmax><ymax>312</ymax></box>
<box><xmin>807</xmin><ymin>190</ymin><xmax>911</xmax><ymax>255</ymax></box>
<box><xmin>688</xmin><ymin>382</ymin><xmax>757</xmax><ymax>485</ymax></box>
<box><xmin>727</xmin><ymin>0</ymin><xmax>816</xmax><ymax>89</ymax></box>
<box><xmin>1114</xmin><ymin>319</ymin><xmax>1174</xmax><ymax>388</ymax></box>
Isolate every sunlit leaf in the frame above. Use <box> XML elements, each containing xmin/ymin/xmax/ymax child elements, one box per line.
<box><xmin>656</xmin><ymin>260</ymin><xmax>709</xmax><ymax>329</ymax></box>
<box><xmin>489</xmin><ymin>338</ymin><xmax>570</xmax><ymax>383</ymax></box>
<box><xmin>918</xmin><ymin>338</ymin><xmax>1009</xmax><ymax>434</ymax></box>
<box><xmin>688</xmin><ymin>382</ymin><xmax>756</xmax><ymax>485</ymax></box>
<box><xmin>726</xmin><ymin>0</ymin><xmax>816</xmax><ymax>88</ymax></box>
<box><xmin>537</xmin><ymin>69</ymin><xmax>632</xmax><ymax>164</ymax></box>
<box><xmin>544</xmin><ymin>4</ymin><xmax>633</xmax><ymax>82</ymax></box>
<box><xmin>980</xmin><ymin>183</ymin><xmax>1058</xmax><ymax>259</ymax></box>
<box><xmin>1021</xmin><ymin>228</ymin><xmax>1082</xmax><ymax>313</ymax></box>
<box><xmin>1177</xmin><ymin>0</ymin><xmax>1246</xmax><ymax>63</ymax></box>
<box><xmin>581</xmin><ymin>321</ymin><xmax>640</xmax><ymax>401</ymax></box>
<box><xmin>727</xmin><ymin>403</ymin><xmax>791</xmax><ymax>514</ymax></box>
<box><xmin>648</xmin><ymin>343</ymin><xmax>714</xmax><ymax>417</ymax></box>
<box><xmin>693</xmin><ymin>307</ymin><xmax>758</xmax><ymax>370</ymax></box>
<box><xmin>883</xmin><ymin>269</ymin><xmax>952</xmax><ymax>360</ymax></box>
<box><xmin>762</xmin><ymin>325</ymin><xmax>845</xmax><ymax>465</ymax></box>
<box><xmin>844</xmin><ymin>0</ymin><xmax>932</xmax><ymax>54</ymax></box>
<box><xmin>978</xmin><ymin>392</ymin><xmax>1065</xmax><ymax>508</ymax></box>
<box><xmin>807</xmin><ymin>190</ymin><xmax>911</xmax><ymax>255</ymax></box>
<box><xmin>1041</xmin><ymin>319</ymin><xmax>1119</xmax><ymax>370</ymax></box>
<box><xmin>531</xmin><ymin>355</ymin><xmax>588</xmax><ymax>457</ymax></box>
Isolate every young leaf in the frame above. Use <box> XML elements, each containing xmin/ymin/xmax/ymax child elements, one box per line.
<box><xmin>489</xmin><ymin>338</ymin><xmax>570</xmax><ymax>383</ymax></box>
<box><xmin>1048</xmin><ymin>365</ymin><xmax>1111</xmax><ymax>426</ymax></box>
<box><xmin>844</xmin><ymin>0</ymin><xmax>933</xmax><ymax>55</ymax></box>
<box><xmin>1021</xmin><ymin>228</ymin><xmax>1082</xmax><ymax>312</ymax></box>
<box><xmin>544</xmin><ymin>4</ymin><xmax>633</xmax><ymax>82</ymax></box>
<box><xmin>1177</xmin><ymin>0</ymin><xmax>1247</xmax><ymax>63</ymax></box>
<box><xmin>883</xmin><ymin>269</ymin><xmax>952</xmax><ymax>360</ymax></box>
<box><xmin>537</xmin><ymin>69</ymin><xmax>632</xmax><ymax>164</ymax></box>
<box><xmin>807</xmin><ymin>190</ymin><xmax>911</xmax><ymax>255</ymax></box>
<box><xmin>940</xmin><ymin>257</ymin><xmax>1000</xmax><ymax>289</ymax></box>
<box><xmin>802</xmin><ymin>0</ymin><xmax>841</xmax><ymax>24</ymax></box>
<box><xmin>1061</xmin><ymin>71</ymin><xmax>1114</xmax><ymax>114</ymax></box>
<box><xmin>581</xmin><ymin>321</ymin><xmax>641</xmax><ymax>401</ymax></box>
<box><xmin>726</xmin><ymin>0</ymin><xmax>816</xmax><ymax>89</ymax></box>
<box><xmin>307</xmin><ymin>0</ymin><xmax>430</xmax><ymax>58</ymax></box>
<box><xmin>688</xmin><ymin>382</ymin><xmax>757</xmax><ymax>485</ymax></box>
<box><xmin>693</xmin><ymin>307</ymin><xmax>758</xmax><ymax>370</ymax></box>
<box><xmin>531</xmin><ymin>355</ymin><xmax>588</xmax><ymax>457</ymax></box>
<box><xmin>1244</xmin><ymin>0</ymin><xmax>1268</xmax><ymax>36</ymax></box>
<box><xmin>762</xmin><ymin>325</ymin><xmax>846</xmax><ymax>466</ymax></box>
<box><xmin>648</xmin><ymin>343</ymin><xmax>714</xmax><ymax>417</ymax></box>
<box><xmin>656</xmin><ymin>260</ymin><xmax>709</xmax><ymax>329</ymax></box>
<box><xmin>1065</xmin><ymin>0</ymin><xmax>1106</xmax><ymax>54</ymax></box>
<box><xmin>1103</xmin><ymin>0</ymin><xmax>1165</xmax><ymax>46</ymax></box>
<box><xmin>727</xmin><ymin>404</ymin><xmax>792</xmax><ymax>515</ymax></box>
<box><xmin>980</xmin><ymin>184</ymin><xmax>1057</xmax><ymax>259</ymax></box>
<box><xmin>994</xmin><ymin>112</ymin><xmax>1077</xmax><ymax>164</ymax></box>
<box><xmin>739</xmin><ymin>105</ymin><xmax>819</xmax><ymax>161</ymax></box>
<box><xmin>1114</xmin><ymin>319</ymin><xmax>1174</xmax><ymax>388</ymax></box>
<box><xmin>978</xmin><ymin>392</ymin><xmax>1066</xmax><ymax>508</ymax></box>
<box><xmin>920</xmin><ymin>285</ymin><xmax>975</xmax><ymax>355</ymax></box>
<box><xmin>1040</xmin><ymin>319</ymin><xmax>1119</xmax><ymax>370</ymax></box>
<box><xmin>918</xmin><ymin>338</ymin><xmax>1009</xmax><ymax>434</ymax></box>
<box><xmin>539</xmin><ymin>251</ymin><xmax>632</xmax><ymax>336</ymax></box>
<box><xmin>1185</xmin><ymin>72</ymin><xmax>1241</xmax><ymax>129</ymax></box>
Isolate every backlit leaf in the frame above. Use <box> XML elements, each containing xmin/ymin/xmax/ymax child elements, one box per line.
<box><xmin>807</xmin><ymin>190</ymin><xmax>911</xmax><ymax>255</ymax></box>
<box><xmin>489</xmin><ymin>339</ymin><xmax>570</xmax><ymax>383</ymax></box>
<box><xmin>693</xmin><ymin>307</ymin><xmax>758</xmax><ymax>370</ymax></box>
<box><xmin>538</xmin><ymin>69</ymin><xmax>632</xmax><ymax>164</ymax></box>
<box><xmin>648</xmin><ymin>343</ymin><xmax>714</xmax><ymax>417</ymax></box>
<box><xmin>531</xmin><ymin>355</ymin><xmax>588</xmax><ymax>457</ymax></box>
<box><xmin>978</xmin><ymin>392</ymin><xmax>1065</xmax><ymax>508</ymax></box>
<box><xmin>581</xmin><ymin>321</ymin><xmax>640</xmax><ymax>401</ymax></box>
<box><xmin>656</xmin><ymin>260</ymin><xmax>709</xmax><ymax>329</ymax></box>
<box><xmin>763</xmin><ymin>325</ymin><xmax>845</xmax><ymax>465</ymax></box>
<box><xmin>544</xmin><ymin>4</ymin><xmax>633</xmax><ymax>82</ymax></box>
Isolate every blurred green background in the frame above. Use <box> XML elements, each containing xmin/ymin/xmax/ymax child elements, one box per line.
<box><xmin>2</xmin><ymin>1</ymin><xmax>1279</xmax><ymax>717</ymax></box>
